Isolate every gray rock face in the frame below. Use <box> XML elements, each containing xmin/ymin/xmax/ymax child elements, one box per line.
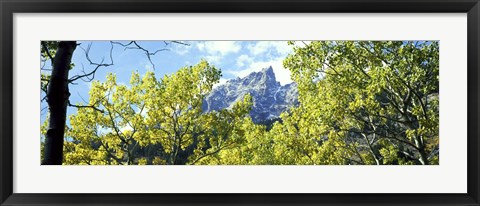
<box><xmin>202</xmin><ymin>66</ymin><xmax>298</xmax><ymax>123</ymax></box>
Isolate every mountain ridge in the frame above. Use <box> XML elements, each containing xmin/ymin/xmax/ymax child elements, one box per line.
<box><xmin>202</xmin><ymin>66</ymin><xmax>298</xmax><ymax>123</ymax></box>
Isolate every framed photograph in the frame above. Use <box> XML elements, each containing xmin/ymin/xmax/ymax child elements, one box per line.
<box><xmin>1</xmin><ymin>0</ymin><xmax>479</xmax><ymax>205</ymax></box>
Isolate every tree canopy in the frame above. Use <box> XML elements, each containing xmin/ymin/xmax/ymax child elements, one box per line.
<box><xmin>274</xmin><ymin>41</ymin><xmax>439</xmax><ymax>165</ymax></box>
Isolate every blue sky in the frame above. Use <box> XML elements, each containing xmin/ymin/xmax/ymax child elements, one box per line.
<box><xmin>41</xmin><ymin>41</ymin><xmax>296</xmax><ymax>124</ymax></box>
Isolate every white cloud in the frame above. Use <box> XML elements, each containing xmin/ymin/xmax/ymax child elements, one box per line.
<box><xmin>236</xmin><ymin>54</ymin><xmax>253</xmax><ymax>67</ymax></box>
<box><xmin>227</xmin><ymin>41</ymin><xmax>294</xmax><ymax>85</ymax></box>
<box><xmin>204</xmin><ymin>55</ymin><xmax>221</xmax><ymax>64</ymax></box>
<box><xmin>197</xmin><ymin>41</ymin><xmax>241</xmax><ymax>56</ymax></box>
<box><xmin>196</xmin><ymin>42</ymin><xmax>205</xmax><ymax>51</ymax></box>
<box><xmin>247</xmin><ymin>41</ymin><xmax>293</xmax><ymax>56</ymax></box>
<box><xmin>195</xmin><ymin>41</ymin><xmax>295</xmax><ymax>85</ymax></box>
<box><xmin>173</xmin><ymin>43</ymin><xmax>190</xmax><ymax>55</ymax></box>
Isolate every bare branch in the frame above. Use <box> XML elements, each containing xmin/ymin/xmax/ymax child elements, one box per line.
<box><xmin>169</xmin><ymin>41</ymin><xmax>190</xmax><ymax>46</ymax></box>
<box><xmin>68</xmin><ymin>42</ymin><xmax>114</xmax><ymax>83</ymax></box>
<box><xmin>41</xmin><ymin>95</ymin><xmax>47</xmax><ymax>103</ymax></box>
<box><xmin>111</xmin><ymin>40</ymin><xmax>187</xmax><ymax>70</ymax></box>
<box><xmin>77</xmin><ymin>92</ymin><xmax>89</xmax><ymax>104</ymax></box>
<box><xmin>41</xmin><ymin>106</ymin><xmax>49</xmax><ymax>116</ymax></box>
<box><xmin>68</xmin><ymin>101</ymin><xmax>105</xmax><ymax>114</ymax></box>
<box><xmin>40</xmin><ymin>59</ymin><xmax>50</xmax><ymax>71</ymax></box>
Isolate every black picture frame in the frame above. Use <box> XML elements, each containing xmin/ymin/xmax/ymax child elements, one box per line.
<box><xmin>1</xmin><ymin>0</ymin><xmax>479</xmax><ymax>205</ymax></box>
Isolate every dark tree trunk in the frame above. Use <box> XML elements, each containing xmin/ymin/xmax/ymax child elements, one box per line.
<box><xmin>42</xmin><ymin>41</ymin><xmax>77</xmax><ymax>165</ymax></box>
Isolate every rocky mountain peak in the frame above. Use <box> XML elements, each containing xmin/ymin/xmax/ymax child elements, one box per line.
<box><xmin>241</xmin><ymin>66</ymin><xmax>278</xmax><ymax>89</ymax></box>
<box><xmin>262</xmin><ymin>65</ymin><xmax>274</xmax><ymax>77</ymax></box>
<box><xmin>202</xmin><ymin>66</ymin><xmax>298</xmax><ymax>123</ymax></box>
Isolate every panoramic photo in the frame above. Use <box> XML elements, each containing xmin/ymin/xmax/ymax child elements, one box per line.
<box><xmin>40</xmin><ymin>40</ymin><xmax>439</xmax><ymax>165</ymax></box>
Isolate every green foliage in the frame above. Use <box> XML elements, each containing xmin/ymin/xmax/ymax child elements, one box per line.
<box><xmin>41</xmin><ymin>41</ymin><xmax>58</xmax><ymax>60</ymax></box>
<box><xmin>57</xmin><ymin>60</ymin><xmax>255</xmax><ymax>165</ymax></box>
<box><xmin>279</xmin><ymin>41</ymin><xmax>439</xmax><ymax>165</ymax></box>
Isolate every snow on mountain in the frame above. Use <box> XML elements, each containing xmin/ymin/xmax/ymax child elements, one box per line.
<box><xmin>202</xmin><ymin>66</ymin><xmax>298</xmax><ymax>123</ymax></box>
